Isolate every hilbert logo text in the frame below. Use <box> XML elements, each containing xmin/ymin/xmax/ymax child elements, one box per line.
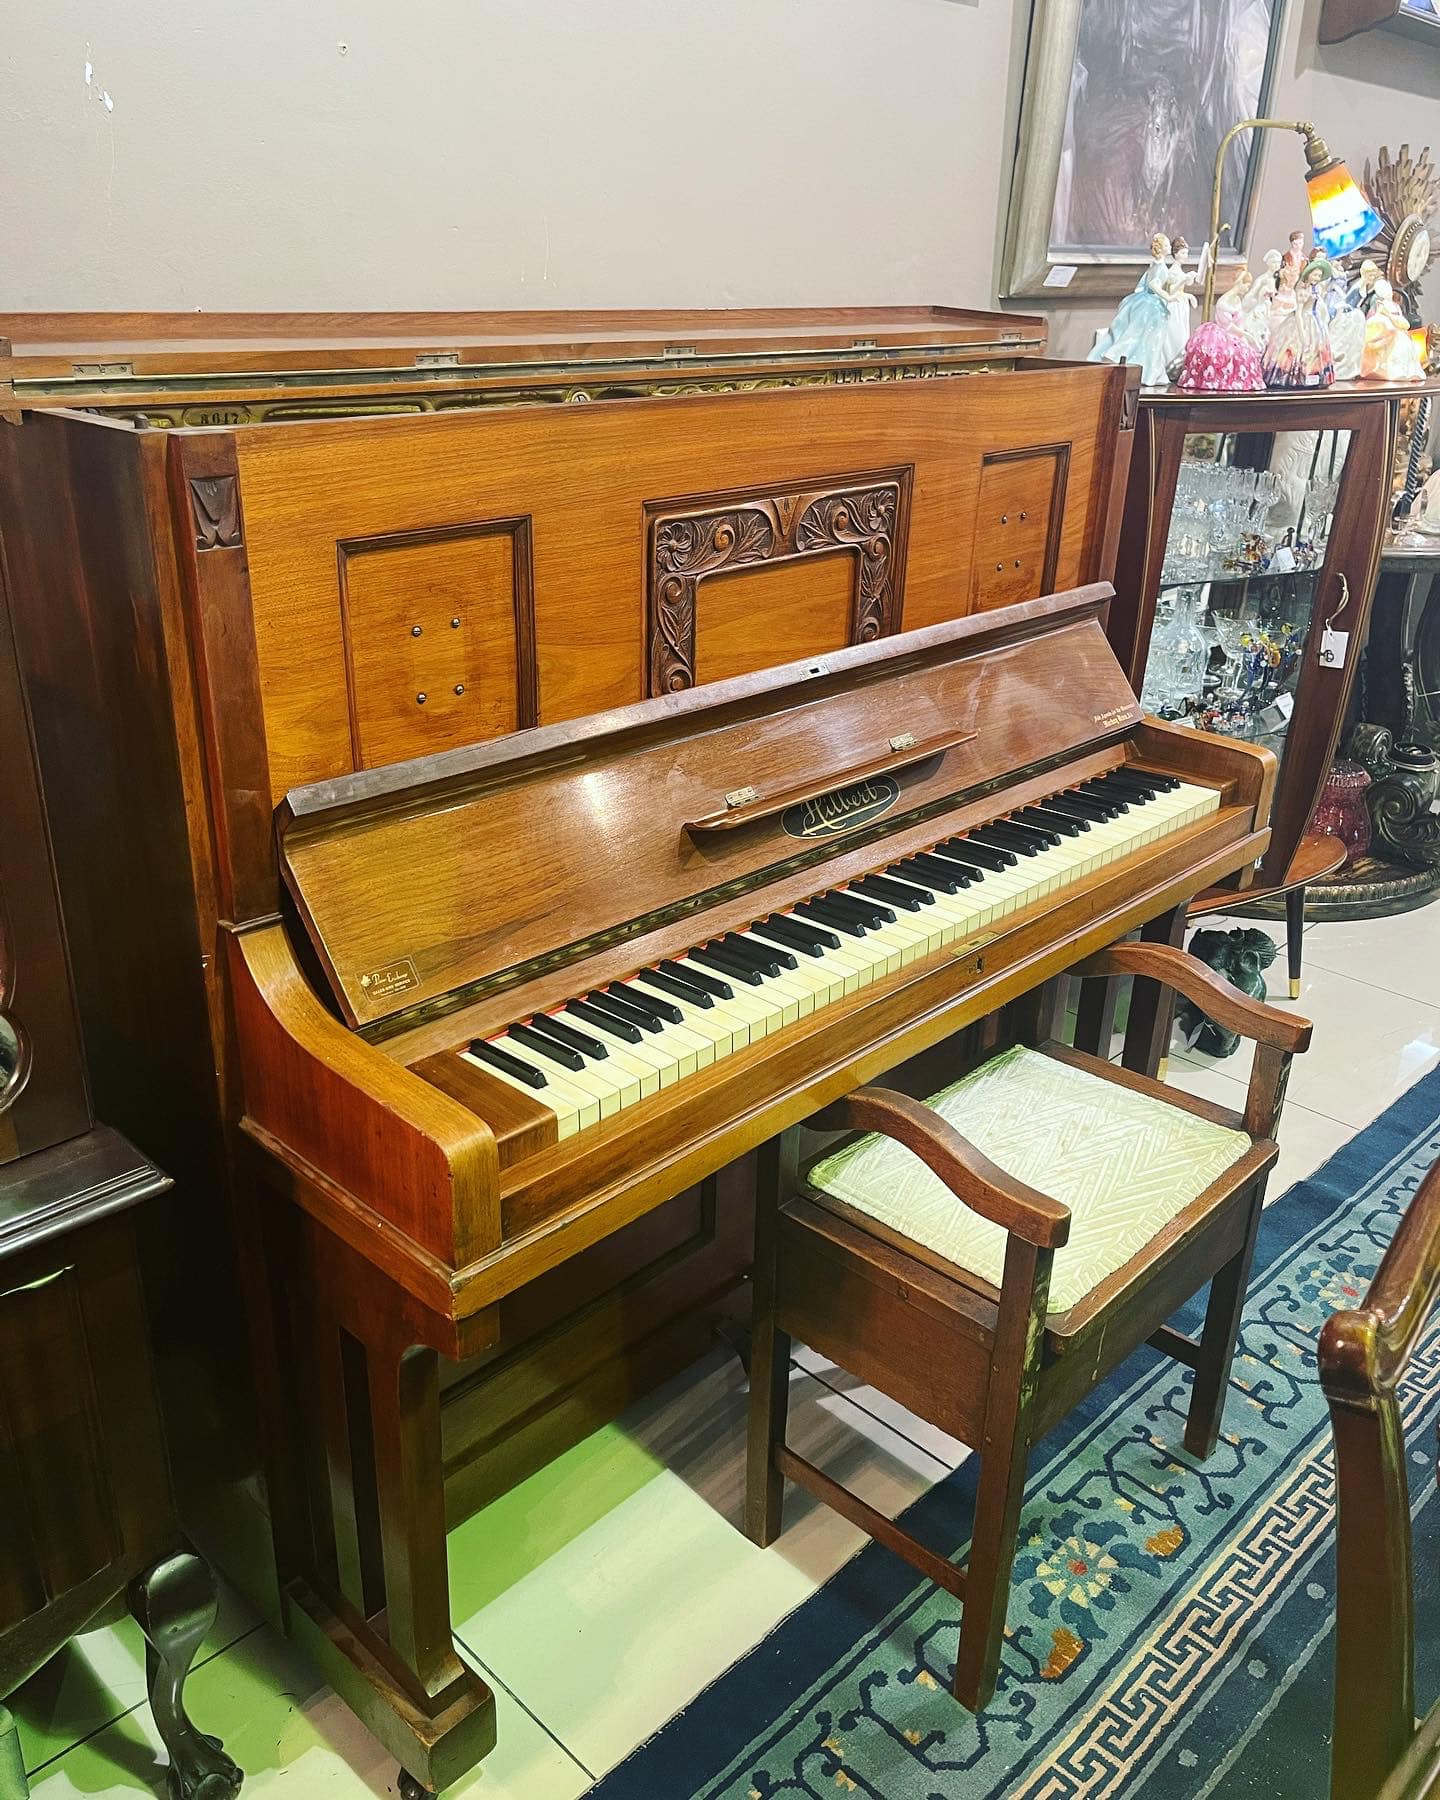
<box><xmin>782</xmin><ymin>776</ymin><xmax>901</xmax><ymax>841</ymax></box>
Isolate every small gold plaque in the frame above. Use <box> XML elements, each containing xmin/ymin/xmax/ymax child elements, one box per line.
<box><xmin>357</xmin><ymin>957</ymin><xmax>420</xmax><ymax>1000</ymax></box>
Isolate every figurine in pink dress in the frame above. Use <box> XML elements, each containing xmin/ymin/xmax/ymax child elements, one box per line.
<box><xmin>1179</xmin><ymin>263</ymin><xmax>1265</xmax><ymax>392</ymax></box>
<box><xmin>1263</xmin><ymin>258</ymin><xmax>1336</xmax><ymax>390</ymax></box>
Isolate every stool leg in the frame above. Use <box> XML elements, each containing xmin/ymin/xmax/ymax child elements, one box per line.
<box><xmin>954</xmin><ymin>1441</ymin><xmax>1032</xmax><ymax>1710</ymax></box>
<box><xmin>1286</xmin><ymin>886</ymin><xmax>1306</xmax><ymax>1001</ymax></box>
<box><xmin>1184</xmin><ymin>1180</ymin><xmax>1265</xmax><ymax>1460</ymax></box>
<box><xmin>746</xmin><ymin>1131</ymin><xmax>796</xmax><ymax>1548</ymax></box>
<box><xmin>0</xmin><ymin>1706</ymin><xmax>29</xmax><ymax>1800</ymax></box>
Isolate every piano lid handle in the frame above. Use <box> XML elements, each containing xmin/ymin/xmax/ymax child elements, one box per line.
<box><xmin>684</xmin><ymin>725</ymin><xmax>978</xmax><ymax>836</ymax></box>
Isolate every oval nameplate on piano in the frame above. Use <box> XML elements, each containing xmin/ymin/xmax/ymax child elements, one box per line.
<box><xmin>781</xmin><ymin>776</ymin><xmax>900</xmax><ymax>841</ymax></box>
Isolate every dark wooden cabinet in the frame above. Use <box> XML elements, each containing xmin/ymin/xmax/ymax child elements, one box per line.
<box><xmin>0</xmin><ymin>558</ymin><xmax>240</xmax><ymax>1798</ymax></box>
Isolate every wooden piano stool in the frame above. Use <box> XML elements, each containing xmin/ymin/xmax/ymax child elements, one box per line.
<box><xmin>747</xmin><ymin>941</ymin><xmax>1312</xmax><ymax>1710</ymax></box>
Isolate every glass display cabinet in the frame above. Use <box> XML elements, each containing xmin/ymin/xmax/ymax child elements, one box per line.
<box><xmin>1109</xmin><ymin>386</ymin><xmax>1407</xmax><ymax>990</ymax></box>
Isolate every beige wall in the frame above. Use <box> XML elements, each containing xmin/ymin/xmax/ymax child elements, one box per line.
<box><xmin>1</xmin><ymin>0</ymin><xmax>1436</xmax><ymax>332</ymax></box>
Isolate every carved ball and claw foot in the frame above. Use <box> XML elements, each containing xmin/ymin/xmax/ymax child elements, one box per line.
<box><xmin>129</xmin><ymin>1554</ymin><xmax>243</xmax><ymax>1800</ymax></box>
<box><xmin>397</xmin><ymin>1771</ymin><xmax>436</xmax><ymax>1799</ymax></box>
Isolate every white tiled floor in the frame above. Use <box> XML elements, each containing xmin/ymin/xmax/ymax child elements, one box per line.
<box><xmin>14</xmin><ymin>908</ymin><xmax>1440</xmax><ymax>1800</ymax></box>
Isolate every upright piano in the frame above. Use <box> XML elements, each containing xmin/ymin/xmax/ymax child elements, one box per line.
<box><xmin>225</xmin><ymin>585</ymin><xmax>1274</xmax><ymax>1791</ymax></box>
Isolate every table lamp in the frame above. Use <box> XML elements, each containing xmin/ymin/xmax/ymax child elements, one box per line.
<box><xmin>1201</xmin><ymin>120</ymin><xmax>1383</xmax><ymax>321</ymax></box>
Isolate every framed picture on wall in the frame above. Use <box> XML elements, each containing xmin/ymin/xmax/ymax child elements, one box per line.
<box><xmin>1320</xmin><ymin>0</ymin><xmax>1440</xmax><ymax>43</ymax></box>
<box><xmin>1001</xmin><ymin>0</ymin><xmax>1289</xmax><ymax>299</ymax></box>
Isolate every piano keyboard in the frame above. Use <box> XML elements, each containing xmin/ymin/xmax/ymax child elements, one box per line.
<box><xmin>459</xmin><ymin>769</ymin><xmax>1219</xmax><ymax>1140</ymax></box>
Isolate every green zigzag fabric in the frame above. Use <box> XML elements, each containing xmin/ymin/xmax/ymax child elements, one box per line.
<box><xmin>806</xmin><ymin>1045</ymin><xmax>1251</xmax><ymax>1312</ymax></box>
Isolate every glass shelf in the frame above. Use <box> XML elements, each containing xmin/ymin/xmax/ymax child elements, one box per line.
<box><xmin>1140</xmin><ymin>426</ymin><xmax>1351</xmax><ymax>772</ymax></box>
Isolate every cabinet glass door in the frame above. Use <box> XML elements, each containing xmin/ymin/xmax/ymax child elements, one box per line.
<box><xmin>1141</xmin><ymin>427</ymin><xmax>1350</xmax><ymax>785</ymax></box>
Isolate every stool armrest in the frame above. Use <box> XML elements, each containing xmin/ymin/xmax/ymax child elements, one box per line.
<box><xmin>809</xmin><ymin>1087</ymin><xmax>1071</xmax><ymax>1249</ymax></box>
<box><xmin>1072</xmin><ymin>942</ymin><xmax>1313</xmax><ymax>1054</ymax></box>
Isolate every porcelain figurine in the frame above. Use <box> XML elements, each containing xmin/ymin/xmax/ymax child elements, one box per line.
<box><xmin>1281</xmin><ymin>229</ymin><xmax>1308</xmax><ymax>285</ymax></box>
<box><xmin>1347</xmin><ymin>258</ymin><xmax>1382</xmax><ymax>314</ymax></box>
<box><xmin>1179</xmin><ymin>264</ymin><xmax>1265</xmax><ymax>392</ymax></box>
<box><xmin>1361</xmin><ymin>279</ymin><xmax>1428</xmax><ymax>381</ymax></box>
<box><xmin>1240</xmin><ymin>249</ymin><xmax>1283</xmax><ymax>348</ymax></box>
<box><xmin>1088</xmin><ymin>233</ymin><xmax>1174</xmax><ymax>387</ymax></box>
<box><xmin>1264</xmin><ymin>258</ymin><xmax>1336</xmax><ymax>390</ymax></box>
<box><xmin>1327</xmin><ymin>275</ymin><xmax>1366</xmax><ymax>379</ymax></box>
<box><xmin>1162</xmin><ymin>236</ymin><xmax>1199</xmax><ymax>371</ymax></box>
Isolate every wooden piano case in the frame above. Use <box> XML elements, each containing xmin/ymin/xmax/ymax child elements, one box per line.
<box><xmin>0</xmin><ymin>326</ymin><xmax>1138</xmax><ymax>1769</ymax></box>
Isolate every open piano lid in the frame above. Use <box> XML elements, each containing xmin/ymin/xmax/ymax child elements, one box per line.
<box><xmin>278</xmin><ymin>587</ymin><xmax>1142</xmax><ymax>1032</ymax></box>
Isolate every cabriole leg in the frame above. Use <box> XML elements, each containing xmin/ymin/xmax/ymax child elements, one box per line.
<box><xmin>129</xmin><ymin>1553</ymin><xmax>243</xmax><ymax>1800</ymax></box>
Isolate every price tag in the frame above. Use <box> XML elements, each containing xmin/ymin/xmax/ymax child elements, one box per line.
<box><xmin>1044</xmin><ymin>264</ymin><xmax>1078</xmax><ymax>290</ymax></box>
<box><xmin>1319</xmin><ymin>629</ymin><xmax>1350</xmax><ymax>669</ymax></box>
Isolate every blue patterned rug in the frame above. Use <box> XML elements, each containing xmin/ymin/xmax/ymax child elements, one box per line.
<box><xmin>592</xmin><ymin>1067</ymin><xmax>1440</xmax><ymax>1799</ymax></box>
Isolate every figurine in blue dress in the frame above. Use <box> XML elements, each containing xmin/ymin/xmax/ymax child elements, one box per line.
<box><xmin>1088</xmin><ymin>234</ymin><xmax>1174</xmax><ymax>387</ymax></box>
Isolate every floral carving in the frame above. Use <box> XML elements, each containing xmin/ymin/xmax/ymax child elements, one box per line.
<box><xmin>646</xmin><ymin>473</ymin><xmax>909</xmax><ymax>694</ymax></box>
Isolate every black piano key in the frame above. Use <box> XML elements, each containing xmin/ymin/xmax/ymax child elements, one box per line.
<box><xmin>1078</xmin><ymin>779</ymin><xmax>1131</xmax><ymax>812</ymax></box>
<box><xmin>944</xmin><ymin>835</ymin><xmax>1015</xmax><ymax>870</ymax></box>
<box><xmin>756</xmin><ymin>913</ymin><xmax>839</xmax><ymax>953</ymax></box>
<box><xmin>824</xmin><ymin>888</ymin><xmax>894</xmax><ymax>926</ymax></box>
<box><xmin>660</xmin><ymin>958</ymin><xmax>732</xmax><ymax>1000</ymax></box>
<box><xmin>636</xmin><ymin>967</ymin><xmax>714</xmax><ymax>1009</ymax></box>
<box><xmin>587</xmin><ymin>989</ymin><xmax>664</xmax><ymax>1033</ymax></box>
<box><xmin>725</xmin><ymin>931</ymin><xmax>796</xmax><ymax>972</ymax></box>
<box><xmin>853</xmin><ymin>873</ymin><xmax>929</xmax><ymax>911</ymax></box>
<box><xmin>796</xmin><ymin>898</ymin><xmax>869</xmax><ymax>939</ymax></box>
<box><xmin>467</xmin><ymin>1038</ymin><xmax>549</xmax><ymax>1089</ymax></box>
<box><xmin>932</xmin><ymin>839</ymin><xmax>1010</xmax><ymax>874</ymax></box>
<box><xmin>1119</xmin><ymin>766</ymin><xmax>1179</xmax><ymax>792</ymax></box>
<box><xmin>567</xmin><ymin>998</ymin><xmax>643</xmax><ymax>1043</ymax></box>
<box><xmin>711</xmin><ymin>935</ymin><xmax>782</xmax><ymax>978</ymax></box>
<box><xmin>690</xmin><ymin>944</ymin><xmax>767</xmax><ymax>987</ymax></box>
<box><xmin>509</xmin><ymin>1022</ymin><xmax>587</xmax><ymax>1072</ymax></box>
<box><xmin>1097</xmin><ymin>769</ymin><xmax>1159</xmax><ymax>798</ymax></box>
<box><xmin>980</xmin><ymin>822</ymin><xmax>1046</xmax><ymax>854</ymax></box>
<box><xmin>1000</xmin><ymin>814</ymin><xmax>1060</xmax><ymax>847</ymax></box>
<box><xmin>968</xmin><ymin>826</ymin><xmax>1031</xmax><ymax>858</ymax></box>
<box><xmin>606</xmin><ymin>980</ymin><xmax>684</xmax><ymax>1025</ymax></box>
<box><xmin>526</xmin><ymin>1013</ymin><xmax>609</xmax><ymax>1059</ymax></box>
<box><xmin>892</xmin><ymin>855</ymin><xmax>963</xmax><ymax>894</ymax></box>
<box><xmin>1018</xmin><ymin>805</ymin><xmax>1087</xmax><ymax>836</ymax></box>
<box><xmin>1044</xmin><ymin>794</ymin><xmax>1114</xmax><ymax>824</ymax></box>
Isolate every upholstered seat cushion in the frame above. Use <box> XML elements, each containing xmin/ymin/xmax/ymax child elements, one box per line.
<box><xmin>805</xmin><ymin>1045</ymin><xmax>1252</xmax><ymax>1313</ymax></box>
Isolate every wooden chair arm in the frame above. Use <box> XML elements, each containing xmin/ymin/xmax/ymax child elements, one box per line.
<box><xmin>1321</xmin><ymin>1157</ymin><xmax>1440</xmax><ymax>1400</ymax></box>
<box><xmin>808</xmin><ymin>1086</ymin><xmax>1071</xmax><ymax>1250</ymax></box>
<box><xmin>1072</xmin><ymin>942</ymin><xmax>1313</xmax><ymax>1054</ymax></box>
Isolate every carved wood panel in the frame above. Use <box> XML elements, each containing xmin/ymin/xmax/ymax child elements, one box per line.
<box><xmin>337</xmin><ymin>519</ymin><xmax>538</xmax><ymax>770</ymax></box>
<box><xmin>644</xmin><ymin>470</ymin><xmax>913</xmax><ymax>695</ymax></box>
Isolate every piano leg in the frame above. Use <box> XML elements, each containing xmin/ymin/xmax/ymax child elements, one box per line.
<box><xmin>276</xmin><ymin>1219</ymin><xmax>497</xmax><ymax>1796</ymax></box>
<box><xmin>1120</xmin><ymin>904</ymin><xmax>1187</xmax><ymax>1078</ymax></box>
<box><xmin>745</xmin><ymin>1129</ymin><xmax>799</xmax><ymax>1549</ymax></box>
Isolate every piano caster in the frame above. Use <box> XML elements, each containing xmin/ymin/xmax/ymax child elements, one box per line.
<box><xmin>398</xmin><ymin>1770</ymin><xmax>436</xmax><ymax>1800</ymax></box>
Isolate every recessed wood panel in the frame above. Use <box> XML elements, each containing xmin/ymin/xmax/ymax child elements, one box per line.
<box><xmin>969</xmin><ymin>447</ymin><xmax>1069</xmax><ymax>613</ymax></box>
<box><xmin>339</xmin><ymin>521</ymin><xmax>536</xmax><ymax>770</ymax></box>
<box><xmin>694</xmin><ymin>556</ymin><xmax>853</xmax><ymax>687</ymax></box>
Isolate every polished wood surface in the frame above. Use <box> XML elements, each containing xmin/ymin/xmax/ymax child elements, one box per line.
<box><xmin>1322</xmin><ymin>1153</ymin><xmax>1440</xmax><ymax>1799</ymax></box>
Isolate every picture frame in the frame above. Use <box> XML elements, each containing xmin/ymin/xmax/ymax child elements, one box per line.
<box><xmin>1320</xmin><ymin>0</ymin><xmax>1440</xmax><ymax>45</ymax></box>
<box><xmin>1001</xmin><ymin>0</ymin><xmax>1290</xmax><ymax>300</ymax></box>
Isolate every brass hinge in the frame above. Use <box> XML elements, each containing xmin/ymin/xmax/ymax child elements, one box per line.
<box><xmin>71</xmin><ymin>359</ymin><xmax>135</xmax><ymax>378</ymax></box>
<box><xmin>414</xmin><ymin>350</ymin><xmax>461</xmax><ymax>368</ymax></box>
